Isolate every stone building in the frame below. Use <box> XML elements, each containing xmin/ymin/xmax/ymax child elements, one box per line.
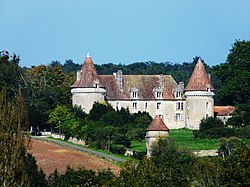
<box><xmin>214</xmin><ymin>106</ymin><xmax>236</xmax><ymax>124</ymax></box>
<box><xmin>145</xmin><ymin>115</ymin><xmax>169</xmax><ymax>157</ymax></box>
<box><xmin>71</xmin><ymin>53</ymin><xmax>215</xmax><ymax>129</ymax></box>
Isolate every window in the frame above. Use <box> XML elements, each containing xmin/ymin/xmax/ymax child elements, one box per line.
<box><xmin>132</xmin><ymin>91</ymin><xmax>138</xmax><ymax>98</ymax></box>
<box><xmin>205</xmin><ymin>114</ymin><xmax>209</xmax><ymax>119</ymax></box>
<box><xmin>206</xmin><ymin>102</ymin><xmax>209</xmax><ymax>110</ymax></box>
<box><xmin>156</xmin><ymin>92</ymin><xmax>162</xmax><ymax>98</ymax></box>
<box><xmin>116</xmin><ymin>102</ymin><xmax>120</xmax><ymax>110</ymax></box>
<box><xmin>176</xmin><ymin>102</ymin><xmax>184</xmax><ymax>111</ymax></box>
<box><xmin>176</xmin><ymin>92</ymin><xmax>181</xmax><ymax>98</ymax></box>
<box><xmin>132</xmin><ymin>102</ymin><xmax>137</xmax><ymax>110</ymax></box>
<box><xmin>145</xmin><ymin>102</ymin><xmax>148</xmax><ymax>110</ymax></box>
<box><xmin>157</xmin><ymin>102</ymin><xmax>161</xmax><ymax>110</ymax></box>
<box><xmin>175</xmin><ymin>113</ymin><xmax>182</xmax><ymax>121</ymax></box>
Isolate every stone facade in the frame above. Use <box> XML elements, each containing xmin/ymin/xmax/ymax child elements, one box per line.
<box><xmin>71</xmin><ymin>55</ymin><xmax>215</xmax><ymax>129</ymax></box>
<box><xmin>145</xmin><ymin>116</ymin><xmax>169</xmax><ymax>157</ymax></box>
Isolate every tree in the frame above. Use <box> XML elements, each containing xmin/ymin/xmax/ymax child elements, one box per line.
<box><xmin>0</xmin><ymin>88</ymin><xmax>29</xmax><ymax>186</ymax></box>
<box><xmin>48</xmin><ymin>105</ymin><xmax>74</xmax><ymax>134</ymax></box>
<box><xmin>214</xmin><ymin>40</ymin><xmax>250</xmax><ymax>105</ymax></box>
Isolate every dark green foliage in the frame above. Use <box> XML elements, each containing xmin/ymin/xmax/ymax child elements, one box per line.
<box><xmin>218</xmin><ymin>137</ymin><xmax>244</xmax><ymax>158</ymax></box>
<box><xmin>219</xmin><ymin>144</ymin><xmax>250</xmax><ymax>186</ymax></box>
<box><xmin>214</xmin><ymin>40</ymin><xmax>250</xmax><ymax>105</ymax></box>
<box><xmin>192</xmin><ymin>157</ymin><xmax>222</xmax><ymax>187</ymax></box>
<box><xmin>110</xmin><ymin>144</ymin><xmax>127</xmax><ymax>155</ymax></box>
<box><xmin>0</xmin><ymin>51</ymin><xmax>27</xmax><ymax>98</ymax></box>
<box><xmin>194</xmin><ymin>117</ymin><xmax>236</xmax><ymax>138</ymax></box>
<box><xmin>88</xmin><ymin>102</ymin><xmax>114</xmax><ymax>121</ymax></box>
<box><xmin>48</xmin><ymin>167</ymin><xmax>115</xmax><ymax>186</ymax></box>
<box><xmin>24</xmin><ymin>153</ymin><xmax>47</xmax><ymax>187</ymax></box>
<box><xmin>227</xmin><ymin>104</ymin><xmax>250</xmax><ymax>128</ymax></box>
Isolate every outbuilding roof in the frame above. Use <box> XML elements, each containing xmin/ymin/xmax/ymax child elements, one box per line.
<box><xmin>146</xmin><ymin>116</ymin><xmax>169</xmax><ymax>131</ymax></box>
<box><xmin>214</xmin><ymin>106</ymin><xmax>236</xmax><ymax>116</ymax></box>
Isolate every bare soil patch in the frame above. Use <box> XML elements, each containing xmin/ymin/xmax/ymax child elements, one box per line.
<box><xmin>28</xmin><ymin>139</ymin><xmax>120</xmax><ymax>176</ymax></box>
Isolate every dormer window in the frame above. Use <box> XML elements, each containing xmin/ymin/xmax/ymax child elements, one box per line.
<box><xmin>94</xmin><ymin>79</ymin><xmax>100</xmax><ymax>89</ymax></box>
<box><xmin>175</xmin><ymin>91</ymin><xmax>182</xmax><ymax>98</ymax></box>
<box><xmin>206</xmin><ymin>84</ymin><xmax>211</xmax><ymax>92</ymax></box>
<box><xmin>131</xmin><ymin>88</ymin><xmax>138</xmax><ymax>99</ymax></box>
<box><xmin>156</xmin><ymin>92</ymin><xmax>162</xmax><ymax>98</ymax></box>
<box><xmin>154</xmin><ymin>88</ymin><xmax>163</xmax><ymax>99</ymax></box>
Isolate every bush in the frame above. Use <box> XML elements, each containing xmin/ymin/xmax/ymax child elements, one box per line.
<box><xmin>237</xmin><ymin>127</ymin><xmax>250</xmax><ymax>138</ymax></box>
<box><xmin>110</xmin><ymin>144</ymin><xmax>126</xmax><ymax>155</ymax></box>
<box><xmin>113</xmin><ymin>134</ymin><xmax>131</xmax><ymax>148</ymax></box>
<box><xmin>132</xmin><ymin>151</ymin><xmax>146</xmax><ymax>160</ymax></box>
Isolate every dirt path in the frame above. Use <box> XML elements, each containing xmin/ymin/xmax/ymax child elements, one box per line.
<box><xmin>28</xmin><ymin>139</ymin><xmax>120</xmax><ymax>176</ymax></box>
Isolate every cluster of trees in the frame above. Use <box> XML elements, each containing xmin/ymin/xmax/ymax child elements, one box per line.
<box><xmin>48</xmin><ymin>103</ymin><xmax>152</xmax><ymax>155</ymax></box>
<box><xmin>13</xmin><ymin>137</ymin><xmax>249</xmax><ymax>187</ymax></box>
<box><xmin>194</xmin><ymin>116</ymin><xmax>250</xmax><ymax>139</ymax></box>
<box><xmin>1</xmin><ymin>39</ymin><xmax>250</xmax><ymax>186</ymax></box>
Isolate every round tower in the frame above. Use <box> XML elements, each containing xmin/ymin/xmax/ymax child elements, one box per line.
<box><xmin>71</xmin><ymin>53</ymin><xmax>106</xmax><ymax>113</ymax></box>
<box><xmin>184</xmin><ymin>58</ymin><xmax>214</xmax><ymax>129</ymax></box>
<box><xmin>145</xmin><ymin>116</ymin><xmax>169</xmax><ymax>157</ymax></box>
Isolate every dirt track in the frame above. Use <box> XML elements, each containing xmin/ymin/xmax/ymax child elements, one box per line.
<box><xmin>28</xmin><ymin>139</ymin><xmax>120</xmax><ymax>176</ymax></box>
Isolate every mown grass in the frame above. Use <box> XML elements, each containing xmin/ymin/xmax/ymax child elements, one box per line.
<box><xmin>170</xmin><ymin>129</ymin><xmax>219</xmax><ymax>150</ymax></box>
<box><xmin>131</xmin><ymin>129</ymin><xmax>250</xmax><ymax>152</ymax></box>
<box><xmin>131</xmin><ymin>129</ymin><xmax>219</xmax><ymax>151</ymax></box>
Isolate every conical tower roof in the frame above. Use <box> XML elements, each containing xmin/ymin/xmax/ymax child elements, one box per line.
<box><xmin>146</xmin><ymin>116</ymin><xmax>169</xmax><ymax>131</ymax></box>
<box><xmin>185</xmin><ymin>59</ymin><xmax>214</xmax><ymax>91</ymax></box>
<box><xmin>71</xmin><ymin>53</ymin><xmax>100</xmax><ymax>88</ymax></box>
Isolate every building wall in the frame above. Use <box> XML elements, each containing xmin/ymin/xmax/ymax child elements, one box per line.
<box><xmin>108</xmin><ymin>99</ymin><xmax>186</xmax><ymax>129</ymax></box>
<box><xmin>71</xmin><ymin>88</ymin><xmax>106</xmax><ymax>113</ymax></box>
<box><xmin>185</xmin><ymin>91</ymin><xmax>214</xmax><ymax>129</ymax></box>
<box><xmin>145</xmin><ymin>131</ymin><xmax>169</xmax><ymax>157</ymax></box>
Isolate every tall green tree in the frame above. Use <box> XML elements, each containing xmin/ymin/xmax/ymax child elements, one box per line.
<box><xmin>0</xmin><ymin>88</ymin><xmax>29</xmax><ymax>186</ymax></box>
<box><xmin>214</xmin><ymin>40</ymin><xmax>250</xmax><ymax>105</ymax></box>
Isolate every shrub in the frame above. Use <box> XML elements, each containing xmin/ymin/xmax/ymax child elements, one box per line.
<box><xmin>113</xmin><ymin>134</ymin><xmax>131</xmax><ymax>148</ymax></box>
<box><xmin>110</xmin><ymin>144</ymin><xmax>126</xmax><ymax>155</ymax></box>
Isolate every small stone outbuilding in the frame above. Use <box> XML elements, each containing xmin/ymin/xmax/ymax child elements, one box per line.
<box><xmin>145</xmin><ymin>116</ymin><xmax>169</xmax><ymax>157</ymax></box>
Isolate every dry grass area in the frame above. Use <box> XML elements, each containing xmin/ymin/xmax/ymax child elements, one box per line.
<box><xmin>28</xmin><ymin>139</ymin><xmax>120</xmax><ymax>176</ymax></box>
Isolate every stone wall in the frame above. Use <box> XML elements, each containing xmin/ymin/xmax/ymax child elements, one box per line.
<box><xmin>50</xmin><ymin>133</ymin><xmax>86</xmax><ymax>146</ymax></box>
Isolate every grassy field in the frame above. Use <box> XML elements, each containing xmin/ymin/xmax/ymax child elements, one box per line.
<box><xmin>131</xmin><ymin>129</ymin><xmax>250</xmax><ymax>151</ymax></box>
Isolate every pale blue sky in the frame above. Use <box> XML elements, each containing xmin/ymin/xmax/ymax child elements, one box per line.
<box><xmin>1</xmin><ymin>0</ymin><xmax>250</xmax><ymax>67</ymax></box>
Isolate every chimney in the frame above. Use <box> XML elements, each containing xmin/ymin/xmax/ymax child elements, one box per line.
<box><xmin>77</xmin><ymin>70</ymin><xmax>81</xmax><ymax>81</ymax></box>
<box><xmin>160</xmin><ymin>74</ymin><xmax>164</xmax><ymax>88</ymax></box>
<box><xmin>116</xmin><ymin>70</ymin><xmax>123</xmax><ymax>91</ymax></box>
<box><xmin>178</xmin><ymin>82</ymin><xmax>184</xmax><ymax>91</ymax></box>
<box><xmin>208</xmin><ymin>73</ymin><xmax>211</xmax><ymax>80</ymax></box>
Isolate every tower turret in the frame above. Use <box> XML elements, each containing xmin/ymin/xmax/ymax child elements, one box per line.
<box><xmin>71</xmin><ymin>53</ymin><xmax>106</xmax><ymax>113</ymax></box>
<box><xmin>145</xmin><ymin>116</ymin><xmax>169</xmax><ymax>157</ymax></box>
<box><xmin>184</xmin><ymin>58</ymin><xmax>214</xmax><ymax>129</ymax></box>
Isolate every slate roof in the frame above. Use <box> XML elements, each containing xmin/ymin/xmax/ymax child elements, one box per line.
<box><xmin>146</xmin><ymin>116</ymin><xmax>169</xmax><ymax>131</ymax></box>
<box><xmin>185</xmin><ymin>59</ymin><xmax>214</xmax><ymax>91</ymax></box>
<box><xmin>214</xmin><ymin>106</ymin><xmax>236</xmax><ymax>116</ymax></box>
<box><xmin>71</xmin><ymin>55</ymin><xmax>178</xmax><ymax>100</ymax></box>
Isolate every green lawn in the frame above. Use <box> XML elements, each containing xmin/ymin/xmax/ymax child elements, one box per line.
<box><xmin>131</xmin><ymin>129</ymin><xmax>250</xmax><ymax>151</ymax></box>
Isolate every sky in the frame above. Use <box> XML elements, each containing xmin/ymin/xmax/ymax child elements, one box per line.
<box><xmin>1</xmin><ymin>0</ymin><xmax>250</xmax><ymax>67</ymax></box>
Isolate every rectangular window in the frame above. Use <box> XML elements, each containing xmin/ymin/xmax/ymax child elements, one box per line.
<box><xmin>176</xmin><ymin>92</ymin><xmax>181</xmax><ymax>98</ymax></box>
<box><xmin>175</xmin><ymin>113</ymin><xmax>182</xmax><ymax>121</ymax></box>
<box><xmin>176</xmin><ymin>102</ymin><xmax>183</xmax><ymax>111</ymax></box>
<box><xmin>132</xmin><ymin>102</ymin><xmax>137</xmax><ymax>109</ymax></box>
<box><xmin>157</xmin><ymin>102</ymin><xmax>161</xmax><ymax>110</ymax></box>
<box><xmin>132</xmin><ymin>92</ymin><xmax>137</xmax><ymax>98</ymax></box>
<box><xmin>156</xmin><ymin>92</ymin><xmax>162</xmax><ymax>98</ymax></box>
<box><xmin>145</xmin><ymin>102</ymin><xmax>148</xmax><ymax>110</ymax></box>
